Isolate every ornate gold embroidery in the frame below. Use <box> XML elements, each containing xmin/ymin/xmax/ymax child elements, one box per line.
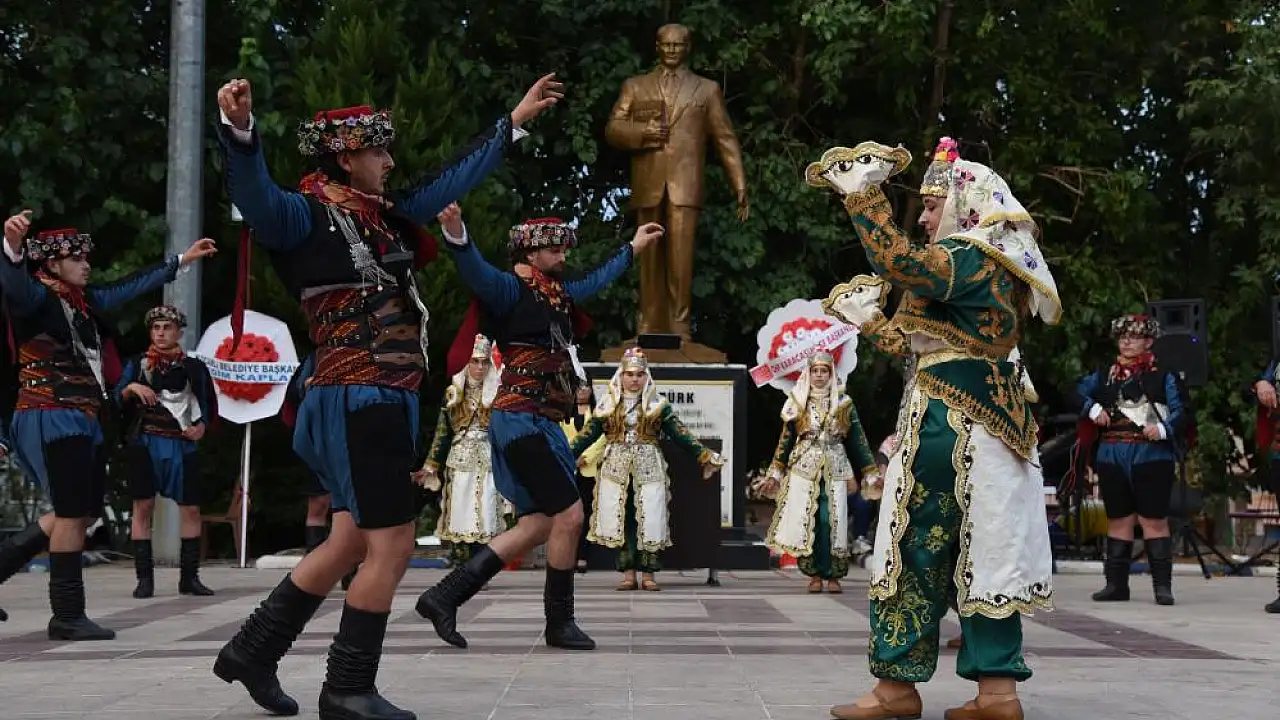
<box><xmin>916</xmin><ymin>371</ymin><xmax>1037</xmax><ymax>460</ymax></box>
<box><xmin>868</xmin><ymin>391</ymin><xmax>925</xmax><ymax>602</ymax></box>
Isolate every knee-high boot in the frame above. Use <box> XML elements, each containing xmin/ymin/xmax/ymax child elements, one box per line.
<box><xmin>132</xmin><ymin>539</ymin><xmax>154</xmax><ymax>599</ymax></box>
<box><xmin>179</xmin><ymin>537</ymin><xmax>215</xmax><ymax>596</ymax></box>
<box><xmin>47</xmin><ymin>551</ymin><xmax>115</xmax><ymax>641</ymax></box>
<box><xmin>0</xmin><ymin>523</ymin><xmax>50</xmax><ymax>622</ymax></box>
<box><xmin>1147</xmin><ymin>536</ymin><xmax>1175</xmax><ymax>606</ymax></box>
<box><xmin>213</xmin><ymin>575</ymin><xmax>325</xmax><ymax>716</ymax></box>
<box><xmin>1265</xmin><ymin>568</ymin><xmax>1280</xmax><ymax>614</ymax></box>
<box><xmin>1091</xmin><ymin>537</ymin><xmax>1132</xmax><ymax>602</ymax></box>
<box><xmin>318</xmin><ymin>604</ymin><xmax>414</xmax><ymax>720</ymax></box>
<box><xmin>544</xmin><ymin>566</ymin><xmax>595</xmax><ymax>650</ymax></box>
<box><xmin>415</xmin><ymin>545</ymin><xmax>505</xmax><ymax>648</ymax></box>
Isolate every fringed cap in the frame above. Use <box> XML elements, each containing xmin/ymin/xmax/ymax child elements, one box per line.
<box><xmin>296</xmin><ymin>105</ymin><xmax>395</xmax><ymax>157</ymax></box>
<box><xmin>144</xmin><ymin>304</ymin><xmax>187</xmax><ymax>328</ymax></box>
<box><xmin>919</xmin><ymin>137</ymin><xmax>959</xmax><ymax>198</ymax></box>
<box><xmin>509</xmin><ymin>218</ymin><xmax>577</xmax><ymax>252</ymax></box>
<box><xmin>26</xmin><ymin>228</ymin><xmax>93</xmax><ymax>262</ymax></box>
<box><xmin>1110</xmin><ymin>314</ymin><xmax>1161</xmax><ymax>339</ymax></box>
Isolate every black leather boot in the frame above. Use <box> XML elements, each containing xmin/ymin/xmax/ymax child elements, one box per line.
<box><xmin>415</xmin><ymin>545</ymin><xmax>504</xmax><ymax>648</ymax></box>
<box><xmin>1091</xmin><ymin>537</ymin><xmax>1132</xmax><ymax>602</ymax></box>
<box><xmin>544</xmin><ymin>566</ymin><xmax>595</xmax><ymax>650</ymax></box>
<box><xmin>1266</xmin><ymin>569</ymin><xmax>1280</xmax><ymax>614</ymax></box>
<box><xmin>1147</xmin><ymin>536</ymin><xmax>1175</xmax><ymax>606</ymax></box>
<box><xmin>179</xmin><ymin>537</ymin><xmax>215</xmax><ymax>596</ymax></box>
<box><xmin>132</xmin><ymin>539</ymin><xmax>154</xmax><ymax>599</ymax></box>
<box><xmin>305</xmin><ymin>525</ymin><xmax>329</xmax><ymax>554</ymax></box>
<box><xmin>317</xmin><ymin>604</ymin><xmax>415</xmax><ymax>720</ymax></box>
<box><xmin>47</xmin><ymin>551</ymin><xmax>115</xmax><ymax>641</ymax></box>
<box><xmin>0</xmin><ymin>522</ymin><xmax>50</xmax><ymax>621</ymax></box>
<box><xmin>213</xmin><ymin>575</ymin><xmax>325</xmax><ymax>716</ymax></box>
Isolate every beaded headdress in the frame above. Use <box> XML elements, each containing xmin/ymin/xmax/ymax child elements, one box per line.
<box><xmin>1110</xmin><ymin>314</ymin><xmax>1161</xmax><ymax>340</ymax></box>
<box><xmin>619</xmin><ymin>347</ymin><xmax>649</xmax><ymax>372</ymax></box>
<box><xmin>145</xmin><ymin>304</ymin><xmax>188</xmax><ymax>328</ymax></box>
<box><xmin>26</xmin><ymin>228</ymin><xmax>93</xmax><ymax>262</ymax></box>
<box><xmin>296</xmin><ymin>105</ymin><xmax>395</xmax><ymax>157</ymax></box>
<box><xmin>919</xmin><ymin>137</ymin><xmax>959</xmax><ymax>198</ymax></box>
<box><xmin>509</xmin><ymin>218</ymin><xmax>578</xmax><ymax>252</ymax></box>
<box><xmin>808</xmin><ymin>349</ymin><xmax>835</xmax><ymax>368</ymax></box>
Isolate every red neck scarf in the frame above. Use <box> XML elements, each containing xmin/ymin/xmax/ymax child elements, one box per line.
<box><xmin>515</xmin><ymin>263</ymin><xmax>570</xmax><ymax>311</ymax></box>
<box><xmin>35</xmin><ymin>269</ymin><xmax>89</xmax><ymax>315</ymax></box>
<box><xmin>298</xmin><ymin>170</ymin><xmax>396</xmax><ymax>250</ymax></box>
<box><xmin>145</xmin><ymin>345</ymin><xmax>186</xmax><ymax>374</ymax></box>
<box><xmin>1110</xmin><ymin>352</ymin><xmax>1155</xmax><ymax>383</ymax></box>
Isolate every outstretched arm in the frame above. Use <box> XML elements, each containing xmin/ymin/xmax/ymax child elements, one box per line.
<box><xmin>440</xmin><ymin>222</ymin><xmax>521</xmax><ymax>315</ymax></box>
<box><xmin>396</xmin><ymin>116</ymin><xmax>528</xmax><ymax>223</ymax></box>
<box><xmin>216</xmin><ymin>113</ymin><xmax>313</xmax><ymax>251</ymax></box>
<box><xmin>842</xmin><ymin>187</ymin><xmax>992</xmax><ymax>303</ymax></box>
<box><xmin>0</xmin><ymin>244</ymin><xmax>49</xmax><ymax>316</ymax></box>
<box><xmin>87</xmin><ymin>255</ymin><xmax>181</xmax><ymax>311</ymax></box>
<box><xmin>568</xmin><ymin>415</ymin><xmax>606</xmax><ymax>457</ymax></box>
<box><xmin>563</xmin><ymin>245</ymin><xmax>634</xmax><ymax>302</ymax></box>
<box><xmin>659</xmin><ymin>404</ymin><xmax>721</xmax><ymax>467</ymax></box>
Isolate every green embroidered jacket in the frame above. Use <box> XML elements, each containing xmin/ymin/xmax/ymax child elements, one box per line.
<box><xmin>843</xmin><ymin>186</ymin><xmax>1037</xmax><ymax>459</ymax></box>
<box><xmin>768</xmin><ymin>395</ymin><xmax>878</xmax><ymax>480</ymax></box>
<box><xmin>569</xmin><ymin>400</ymin><xmax>719</xmax><ymax>467</ymax></box>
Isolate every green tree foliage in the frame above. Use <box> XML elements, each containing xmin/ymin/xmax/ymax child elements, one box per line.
<box><xmin>3</xmin><ymin>1</ymin><xmax>1280</xmax><ymax>549</ymax></box>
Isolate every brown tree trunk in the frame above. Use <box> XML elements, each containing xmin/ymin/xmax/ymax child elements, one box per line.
<box><xmin>897</xmin><ymin>0</ymin><xmax>955</xmax><ymax>233</ymax></box>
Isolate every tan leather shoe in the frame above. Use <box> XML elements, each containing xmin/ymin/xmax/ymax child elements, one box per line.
<box><xmin>943</xmin><ymin>697</ymin><xmax>1023</xmax><ymax>720</ymax></box>
<box><xmin>830</xmin><ymin>687</ymin><xmax>923</xmax><ymax>720</ymax></box>
<box><xmin>827</xmin><ymin>579</ymin><xmax>843</xmax><ymax>594</ymax></box>
<box><xmin>808</xmin><ymin>578</ymin><xmax>824</xmax><ymax>593</ymax></box>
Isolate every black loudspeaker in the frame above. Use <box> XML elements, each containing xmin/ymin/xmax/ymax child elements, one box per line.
<box><xmin>1271</xmin><ymin>295</ymin><xmax>1280</xmax><ymax>362</ymax></box>
<box><xmin>1145</xmin><ymin>299</ymin><xmax>1209</xmax><ymax>387</ymax></box>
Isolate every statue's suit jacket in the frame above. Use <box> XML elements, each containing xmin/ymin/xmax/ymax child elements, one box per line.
<box><xmin>605</xmin><ymin>67</ymin><xmax>746</xmax><ymax>211</ymax></box>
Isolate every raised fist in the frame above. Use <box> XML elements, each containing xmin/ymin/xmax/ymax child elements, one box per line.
<box><xmin>217</xmin><ymin>79</ymin><xmax>253</xmax><ymax>131</ymax></box>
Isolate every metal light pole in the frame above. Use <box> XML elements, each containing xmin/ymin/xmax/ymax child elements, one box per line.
<box><xmin>155</xmin><ymin>0</ymin><xmax>206</xmax><ymax>565</ymax></box>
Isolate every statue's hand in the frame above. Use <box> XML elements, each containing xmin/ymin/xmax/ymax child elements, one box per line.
<box><xmin>822</xmin><ymin>274</ymin><xmax>890</xmax><ymax>327</ymax></box>
<box><xmin>805</xmin><ymin>142</ymin><xmax>911</xmax><ymax>196</ymax></box>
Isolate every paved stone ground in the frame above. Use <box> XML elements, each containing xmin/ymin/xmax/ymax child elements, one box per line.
<box><xmin>0</xmin><ymin>565</ymin><xmax>1275</xmax><ymax>719</ymax></box>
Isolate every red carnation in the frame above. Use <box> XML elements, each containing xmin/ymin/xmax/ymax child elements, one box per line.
<box><xmin>213</xmin><ymin>333</ymin><xmax>280</xmax><ymax>402</ymax></box>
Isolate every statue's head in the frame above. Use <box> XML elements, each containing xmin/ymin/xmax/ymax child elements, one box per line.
<box><xmin>822</xmin><ymin>274</ymin><xmax>889</xmax><ymax>328</ymax></box>
<box><xmin>656</xmin><ymin>24</ymin><xmax>691</xmax><ymax>68</ymax></box>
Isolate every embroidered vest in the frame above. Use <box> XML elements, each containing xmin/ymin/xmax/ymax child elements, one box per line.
<box><xmin>138</xmin><ymin>360</ymin><xmax>192</xmax><ymax>439</ymax></box>
<box><xmin>270</xmin><ymin>197</ymin><xmax>428</xmax><ymax>390</ymax></box>
<box><xmin>489</xmin><ymin>275</ymin><xmax>579</xmax><ymax>420</ymax></box>
<box><xmin>13</xmin><ymin>293</ymin><xmax>109</xmax><ymax>419</ymax></box>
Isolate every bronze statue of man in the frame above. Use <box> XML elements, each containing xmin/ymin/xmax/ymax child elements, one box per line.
<box><xmin>606</xmin><ymin>23</ymin><xmax>748</xmax><ymax>348</ymax></box>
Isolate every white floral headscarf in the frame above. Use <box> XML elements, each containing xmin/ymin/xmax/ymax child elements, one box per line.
<box><xmin>933</xmin><ymin>157</ymin><xmax>1062</xmax><ymax>325</ymax></box>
